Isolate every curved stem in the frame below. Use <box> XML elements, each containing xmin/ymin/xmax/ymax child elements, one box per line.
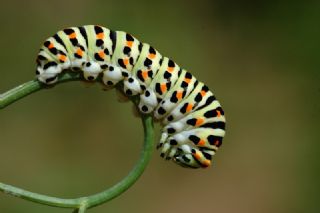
<box><xmin>0</xmin><ymin>72</ymin><xmax>154</xmax><ymax>211</ymax></box>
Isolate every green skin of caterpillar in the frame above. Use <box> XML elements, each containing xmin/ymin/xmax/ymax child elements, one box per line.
<box><xmin>35</xmin><ymin>25</ymin><xmax>226</xmax><ymax>169</ymax></box>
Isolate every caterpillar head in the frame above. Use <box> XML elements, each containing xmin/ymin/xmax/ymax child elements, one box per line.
<box><xmin>174</xmin><ymin>153</ymin><xmax>201</xmax><ymax>169</ymax></box>
<box><xmin>173</xmin><ymin>146</ymin><xmax>211</xmax><ymax>169</ymax></box>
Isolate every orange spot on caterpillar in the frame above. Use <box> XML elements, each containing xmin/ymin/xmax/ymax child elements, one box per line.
<box><xmin>167</xmin><ymin>67</ymin><xmax>174</xmax><ymax>73</ymax></box>
<box><xmin>184</xmin><ymin>78</ymin><xmax>191</xmax><ymax>84</ymax></box>
<box><xmin>48</xmin><ymin>42</ymin><xmax>54</xmax><ymax>49</ymax></box>
<box><xmin>216</xmin><ymin>110</ymin><xmax>221</xmax><ymax>117</ymax></box>
<box><xmin>200</xmin><ymin>90</ymin><xmax>206</xmax><ymax>97</ymax></box>
<box><xmin>76</xmin><ymin>48</ymin><xmax>83</xmax><ymax>57</ymax></box>
<box><xmin>98</xmin><ymin>50</ymin><xmax>105</xmax><ymax>59</ymax></box>
<box><xmin>142</xmin><ymin>70</ymin><xmax>149</xmax><ymax>80</ymax></box>
<box><xmin>214</xmin><ymin>140</ymin><xmax>220</xmax><ymax>146</ymax></box>
<box><xmin>148</xmin><ymin>53</ymin><xmax>156</xmax><ymax>59</ymax></box>
<box><xmin>198</xmin><ymin>139</ymin><xmax>206</xmax><ymax>146</ymax></box>
<box><xmin>126</xmin><ymin>41</ymin><xmax>133</xmax><ymax>47</ymax></box>
<box><xmin>195</xmin><ymin>118</ymin><xmax>204</xmax><ymax>126</ymax></box>
<box><xmin>186</xmin><ymin>103</ymin><xmax>193</xmax><ymax>112</ymax></box>
<box><xmin>123</xmin><ymin>58</ymin><xmax>129</xmax><ymax>65</ymax></box>
<box><xmin>160</xmin><ymin>83</ymin><xmax>167</xmax><ymax>93</ymax></box>
<box><xmin>96</xmin><ymin>32</ymin><xmax>104</xmax><ymax>39</ymax></box>
<box><xmin>176</xmin><ymin>91</ymin><xmax>183</xmax><ymax>100</ymax></box>
<box><xmin>202</xmin><ymin>160</ymin><xmax>211</xmax><ymax>167</ymax></box>
<box><xmin>69</xmin><ymin>32</ymin><xmax>77</xmax><ymax>39</ymax></box>
<box><xmin>59</xmin><ymin>55</ymin><xmax>67</xmax><ymax>62</ymax></box>
<box><xmin>193</xmin><ymin>151</ymin><xmax>202</xmax><ymax>160</ymax></box>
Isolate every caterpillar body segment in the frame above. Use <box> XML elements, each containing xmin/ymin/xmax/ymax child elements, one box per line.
<box><xmin>159</xmin><ymin>99</ymin><xmax>225</xmax><ymax>148</ymax></box>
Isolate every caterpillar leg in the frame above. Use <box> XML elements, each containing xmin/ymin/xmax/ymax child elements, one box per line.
<box><xmin>157</xmin><ymin>132</ymin><xmax>168</xmax><ymax>149</ymax></box>
<box><xmin>165</xmin><ymin>147</ymin><xmax>178</xmax><ymax>160</ymax></box>
<box><xmin>102</xmin><ymin>65</ymin><xmax>123</xmax><ymax>86</ymax></box>
<box><xmin>82</xmin><ymin>61</ymin><xmax>102</xmax><ymax>81</ymax></box>
<box><xmin>159</xmin><ymin>142</ymin><xmax>170</xmax><ymax>158</ymax></box>
<box><xmin>123</xmin><ymin>75</ymin><xmax>143</xmax><ymax>96</ymax></box>
<box><xmin>138</xmin><ymin>88</ymin><xmax>158</xmax><ymax>114</ymax></box>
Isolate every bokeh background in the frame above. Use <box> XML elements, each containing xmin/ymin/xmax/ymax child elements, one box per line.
<box><xmin>0</xmin><ymin>0</ymin><xmax>319</xmax><ymax>212</ymax></box>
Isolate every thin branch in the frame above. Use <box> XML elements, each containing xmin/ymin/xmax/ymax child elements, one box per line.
<box><xmin>0</xmin><ymin>72</ymin><xmax>155</xmax><ymax>211</ymax></box>
<box><xmin>0</xmin><ymin>72</ymin><xmax>83</xmax><ymax>109</ymax></box>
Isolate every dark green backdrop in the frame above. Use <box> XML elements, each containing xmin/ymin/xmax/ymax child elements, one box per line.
<box><xmin>0</xmin><ymin>0</ymin><xmax>319</xmax><ymax>212</ymax></box>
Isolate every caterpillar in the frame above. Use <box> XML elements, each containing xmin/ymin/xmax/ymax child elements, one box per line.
<box><xmin>35</xmin><ymin>25</ymin><xmax>226</xmax><ymax>169</ymax></box>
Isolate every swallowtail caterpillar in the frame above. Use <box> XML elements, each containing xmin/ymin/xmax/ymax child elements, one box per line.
<box><xmin>36</xmin><ymin>25</ymin><xmax>226</xmax><ymax>168</ymax></box>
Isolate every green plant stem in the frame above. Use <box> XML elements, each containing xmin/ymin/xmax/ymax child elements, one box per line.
<box><xmin>0</xmin><ymin>72</ymin><xmax>154</xmax><ymax>212</ymax></box>
<box><xmin>0</xmin><ymin>72</ymin><xmax>82</xmax><ymax>109</ymax></box>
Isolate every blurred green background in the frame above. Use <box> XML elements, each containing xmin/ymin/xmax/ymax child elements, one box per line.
<box><xmin>0</xmin><ymin>0</ymin><xmax>319</xmax><ymax>212</ymax></box>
